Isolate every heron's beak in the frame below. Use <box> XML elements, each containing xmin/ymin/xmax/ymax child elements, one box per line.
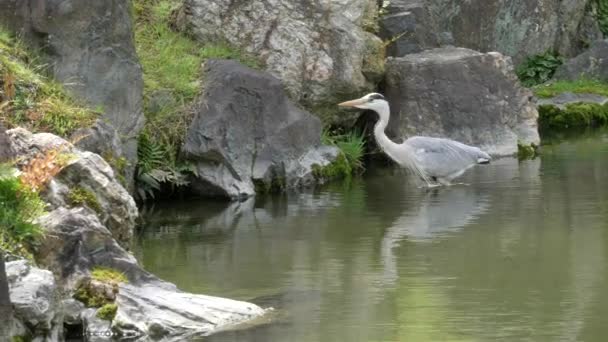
<box><xmin>338</xmin><ymin>98</ymin><xmax>366</xmax><ymax>108</ymax></box>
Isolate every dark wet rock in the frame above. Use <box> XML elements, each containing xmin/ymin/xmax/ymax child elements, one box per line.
<box><xmin>385</xmin><ymin>47</ymin><xmax>540</xmax><ymax>156</ymax></box>
<box><xmin>6</xmin><ymin>260</ymin><xmax>62</xmax><ymax>340</ymax></box>
<box><xmin>0</xmin><ymin>0</ymin><xmax>145</xmax><ymax>186</ymax></box>
<box><xmin>381</xmin><ymin>0</ymin><xmax>601</xmax><ymax>63</ymax></box>
<box><xmin>180</xmin><ymin>0</ymin><xmax>383</xmax><ymax>105</ymax></box>
<box><xmin>183</xmin><ymin>60</ymin><xmax>340</xmax><ymax>200</ymax></box>
<box><xmin>554</xmin><ymin>40</ymin><xmax>608</xmax><ymax>82</ymax></box>
<box><xmin>8</xmin><ymin>128</ymin><xmax>138</xmax><ymax>248</ymax></box>
<box><xmin>537</xmin><ymin>92</ymin><xmax>608</xmax><ymax>110</ymax></box>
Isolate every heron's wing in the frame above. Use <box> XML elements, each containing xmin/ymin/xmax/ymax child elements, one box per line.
<box><xmin>404</xmin><ymin>136</ymin><xmax>490</xmax><ymax>179</ymax></box>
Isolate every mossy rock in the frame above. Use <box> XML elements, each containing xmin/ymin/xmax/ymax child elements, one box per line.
<box><xmin>539</xmin><ymin>103</ymin><xmax>608</xmax><ymax>130</ymax></box>
<box><xmin>253</xmin><ymin>176</ymin><xmax>286</xmax><ymax>195</ymax></box>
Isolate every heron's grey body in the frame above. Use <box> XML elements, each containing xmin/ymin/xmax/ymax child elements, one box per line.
<box><xmin>339</xmin><ymin>93</ymin><xmax>491</xmax><ymax>186</ymax></box>
<box><xmin>404</xmin><ymin>136</ymin><xmax>491</xmax><ymax>184</ymax></box>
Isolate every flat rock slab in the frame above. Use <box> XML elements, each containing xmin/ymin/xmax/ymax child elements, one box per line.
<box><xmin>537</xmin><ymin>92</ymin><xmax>608</xmax><ymax>109</ymax></box>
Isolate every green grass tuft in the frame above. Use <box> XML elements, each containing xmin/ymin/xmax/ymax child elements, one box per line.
<box><xmin>96</xmin><ymin>303</ymin><xmax>118</xmax><ymax>321</ymax></box>
<box><xmin>534</xmin><ymin>79</ymin><xmax>608</xmax><ymax>98</ymax></box>
<box><xmin>316</xmin><ymin>129</ymin><xmax>366</xmax><ymax>180</ymax></box>
<box><xmin>0</xmin><ymin>29</ymin><xmax>97</xmax><ymax>137</ymax></box>
<box><xmin>67</xmin><ymin>187</ymin><xmax>102</xmax><ymax>214</ymax></box>
<box><xmin>0</xmin><ymin>164</ymin><xmax>45</xmax><ymax>259</ymax></box>
<box><xmin>91</xmin><ymin>266</ymin><xmax>128</xmax><ymax>284</ymax></box>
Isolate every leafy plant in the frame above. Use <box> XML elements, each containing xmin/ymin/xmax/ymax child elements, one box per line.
<box><xmin>0</xmin><ymin>164</ymin><xmax>45</xmax><ymax>259</ymax></box>
<box><xmin>516</xmin><ymin>52</ymin><xmax>564</xmax><ymax>87</ymax></box>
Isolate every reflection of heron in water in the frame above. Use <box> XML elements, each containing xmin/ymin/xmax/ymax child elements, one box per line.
<box><xmin>339</xmin><ymin>93</ymin><xmax>491</xmax><ymax>186</ymax></box>
<box><xmin>380</xmin><ymin>186</ymin><xmax>490</xmax><ymax>285</ymax></box>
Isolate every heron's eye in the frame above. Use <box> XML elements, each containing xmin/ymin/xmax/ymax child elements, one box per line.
<box><xmin>367</xmin><ymin>99</ymin><xmax>374</xmax><ymax>103</ymax></box>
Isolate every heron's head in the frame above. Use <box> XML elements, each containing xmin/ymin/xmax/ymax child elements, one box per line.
<box><xmin>338</xmin><ymin>93</ymin><xmax>388</xmax><ymax>111</ymax></box>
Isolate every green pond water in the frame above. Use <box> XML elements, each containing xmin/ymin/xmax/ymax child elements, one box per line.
<box><xmin>135</xmin><ymin>130</ymin><xmax>608</xmax><ymax>341</ymax></box>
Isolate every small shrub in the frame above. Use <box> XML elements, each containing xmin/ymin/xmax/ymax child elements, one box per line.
<box><xmin>517</xmin><ymin>142</ymin><xmax>539</xmax><ymax>160</ymax></box>
<box><xmin>96</xmin><ymin>303</ymin><xmax>118</xmax><ymax>321</ymax></box>
<box><xmin>67</xmin><ymin>187</ymin><xmax>102</xmax><ymax>213</ymax></box>
<box><xmin>19</xmin><ymin>145</ymin><xmax>72</xmax><ymax>192</ymax></box>
<box><xmin>516</xmin><ymin>52</ymin><xmax>564</xmax><ymax>87</ymax></box>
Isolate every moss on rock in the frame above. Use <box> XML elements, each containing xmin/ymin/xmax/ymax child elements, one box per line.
<box><xmin>312</xmin><ymin>153</ymin><xmax>353</xmax><ymax>180</ymax></box>
<box><xmin>67</xmin><ymin>187</ymin><xmax>102</xmax><ymax>214</ymax></box>
<box><xmin>517</xmin><ymin>142</ymin><xmax>539</xmax><ymax>160</ymax></box>
<box><xmin>539</xmin><ymin>103</ymin><xmax>608</xmax><ymax>130</ymax></box>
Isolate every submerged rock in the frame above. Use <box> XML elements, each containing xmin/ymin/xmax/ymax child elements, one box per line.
<box><xmin>179</xmin><ymin>0</ymin><xmax>383</xmax><ymax>107</ymax></box>
<box><xmin>384</xmin><ymin>47</ymin><xmax>540</xmax><ymax>156</ymax></box>
<box><xmin>554</xmin><ymin>40</ymin><xmax>608</xmax><ymax>82</ymax></box>
<box><xmin>6</xmin><ymin>260</ymin><xmax>62</xmax><ymax>340</ymax></box>
<box><xmin>8</xmin><ymin>128</ymin><xmax>138</xmax><ymax>248</ymax></box>
<box><xmin>0</xmin><ymin>0</ymin><xmax>145</xmax><ymax>187</ymax></box>
<box><xmin>381</xmin><ymin>0</ymin><xmax>601</xmax><ymax>63</ymax></box>
<box><xmin>183</xmin><ymin>60</ymin><xmax>339</xmax><ymax>200</ymax></box>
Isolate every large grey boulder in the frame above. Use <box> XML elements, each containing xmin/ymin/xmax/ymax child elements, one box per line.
<box><xmin>554</xmin><ymin>40</ymin><xmax>608</xmax><ymax>82</ymax></box>
<box><xmin>0</xmin><ymin>0</ymin><xmax>145</xmax><ymax>187</ymax></box>
<box><xmin>385</xmin><ymin>47</ymin><xmax>540</xmax><ymax>156</ymax></box>
<box><xmin>8</xmin><ymin>128</ymin><xmax>138</xmax><ymax>248</ymax></box>
<box><xmin>6</xmin><ymin>260</ymin><xmax>62</xmax><ymax>340</ymax></box>
<box><xmin>180</xmin><ymin>0</ymin><xmax>384</xmax><ymax>107</ymax></box>
<box><xmin>381</xmin><ymin>0</ymin><xmax>602</xmax><ymax>63</ymax></box>
<box><xmin>183</xmin><ymin>60</ymin><xmax>340</xmax><ymax>200</ymax></box>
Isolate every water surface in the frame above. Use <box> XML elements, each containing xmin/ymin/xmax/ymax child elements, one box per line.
<box><xmin>136</xmin><ymin>130</ymin><xmax>608</xmax><ymax>341</ymax></box>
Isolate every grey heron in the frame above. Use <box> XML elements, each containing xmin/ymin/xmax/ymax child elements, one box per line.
<box><xmin>338</xmin><ymin>93</ymin><xmax>491</xmax><ymax>186</ymax></box>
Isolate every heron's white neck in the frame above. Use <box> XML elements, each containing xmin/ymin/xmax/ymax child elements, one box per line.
<box><xmin>373</xmin><ymin>102</ymin><xmax>401</xmax><ymax>159</ymax></box>
<box><xmin>372</xmin><ymin>102</ymin><xmax>429</xmax><ymax>181</ymax></box>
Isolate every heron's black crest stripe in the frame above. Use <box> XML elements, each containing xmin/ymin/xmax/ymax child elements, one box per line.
<box><xmin>369</xmin><ymin>93</ymin><xmax>384</xmax><ymax>100</ymax></box>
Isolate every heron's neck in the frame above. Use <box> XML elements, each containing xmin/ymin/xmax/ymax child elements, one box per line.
<box><xmin>373</xmin><ymin>104</ymin><xmax>401</xmax><ymax>157</ymax></box>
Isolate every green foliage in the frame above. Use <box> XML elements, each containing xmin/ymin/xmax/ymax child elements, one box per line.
<box><xmin>96</xmin><ymin>303</ymin><xmax>118</xmax><ymax>321</ymax></box>
<box><xmin>516</xmin><ymin>52</ymin><xmax>564</xmax><ymax>87</ymax></box>
<box><xmin>135</xmin><ymin>133</ymin><xmax>193</xmax><ymax>200</ymax></box>
<box><xmin>67</xmin><ymin>187</ymin><xmax>102</xmax><ymax>213</ymax></box>
<box><xmin>534</xmin><ymin>79</ymin><xmax>608</xmax><ymax>98</ymax></box>
<box><xmin>133</xmin><ymin>0</ymin><xmax>257</xmax><ymax>198</ymax></box>
<box><xmin>91</xmin><ymin>266</ymin><xmax>129</xmax><ymax>283</ymax></box>
<box><xmin>0</xmin><ymin>165</ymin><xmax>45</xmax><ymax>259</ymax></box>
<box><xmin>0</xmin><ymin>30</ymin><xmax>97</xmax><ymax>137</ymax></box>
<box><xmin>316</xmin><ymin>129</ymin><xmax>366</xmax><ymax>180</ymax></box>
<box><xmin>598</xmin><ymin>0</ymin><xmax>608</xmax><ymax>36</ymax></box>
<box><xmin>11</xmin><ymin>336</ymin><xmax>30</xmax><ymax>342</ymax></box>
<box><xmin>539</xmin><ymin>103</ymin><xmax>608</xmax><ymax>130</ymax></box>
